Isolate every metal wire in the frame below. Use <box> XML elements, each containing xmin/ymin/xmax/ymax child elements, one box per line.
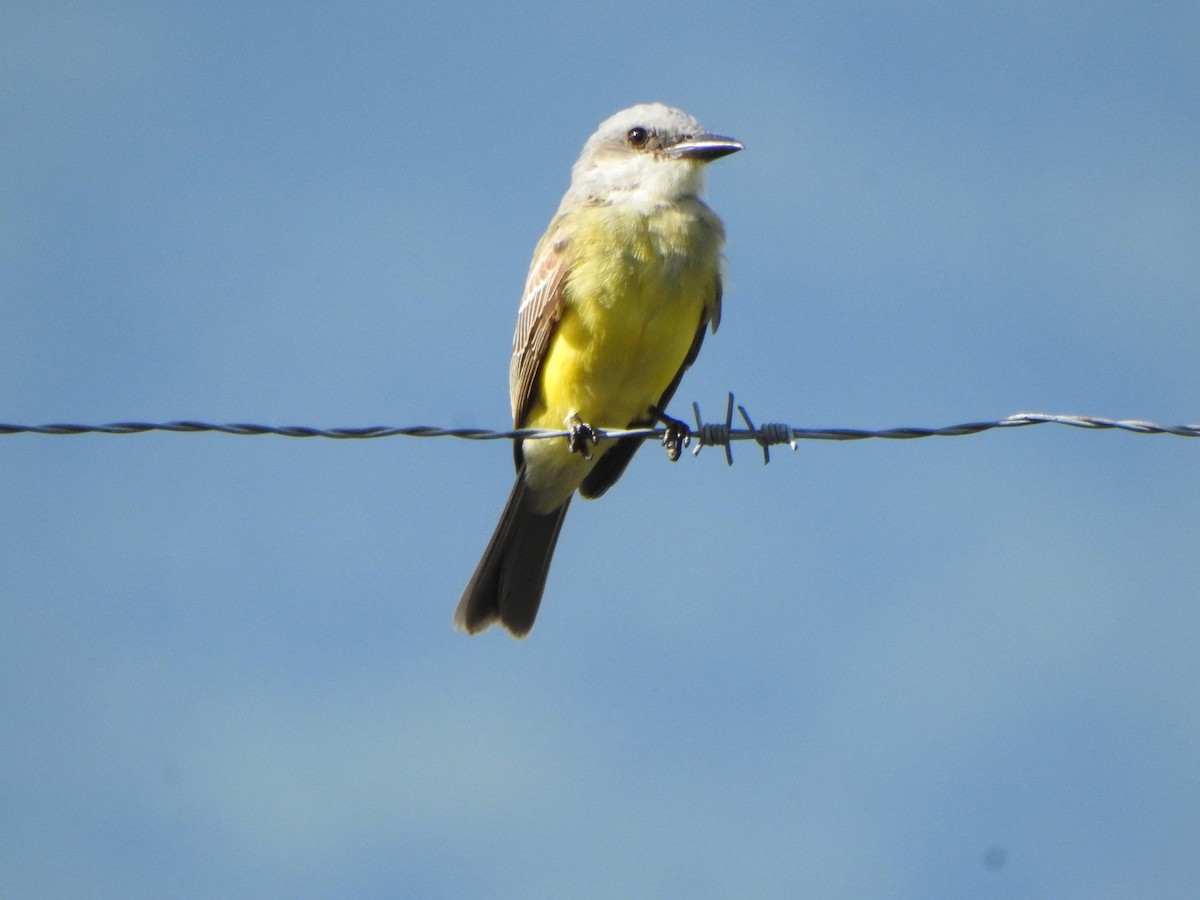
<box><xmin>3</xmin><ymin>395</ymin><xmax>1195</xmax><ymax>464</ymax></box>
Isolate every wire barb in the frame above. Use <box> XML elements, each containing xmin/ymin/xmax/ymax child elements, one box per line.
<box><xmin>736</xmin><ymin>402</ymin><xmax>797</xmax><ymax>465</ymax></box>
<box><xmin>690</xmin><ymin>395</ymin><xmax>737</xmax><ymax>465</ymax></box>
<box><xmin>2</xmin><ymin>400</ymin><xmax>1197</xmax><ymax>465</ymax></box>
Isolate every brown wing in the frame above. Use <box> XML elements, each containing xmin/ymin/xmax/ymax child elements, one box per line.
<box><xmin>579</xmin><ymin>274</ymin><xmax>722</xmax><ymax>498</ymax></box>
<box><xmin>508</xmin><ymin>221</ymin><xmax>572</xmax><ymax>468</ymax></box>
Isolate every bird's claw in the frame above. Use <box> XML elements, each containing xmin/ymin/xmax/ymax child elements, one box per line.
<box><xmin>566</xmin><ymin>417</ymin><xmax>599</xmax><ymax>459</ymax></box>
<box><xmin>659</xmin><ymin>414</ymin><xmax>691</xmax><ymax>462</ymax></box>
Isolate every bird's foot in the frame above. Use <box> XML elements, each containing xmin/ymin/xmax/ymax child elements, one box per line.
<box><xmin>565</xmin><ymin>415</ymin><xmax>599</xmax><ymax>460</ymax></box>
<box><xmin>653</xmin><ymin>408</ymin><xmax>691</xmax><ymax>462</ymax></box>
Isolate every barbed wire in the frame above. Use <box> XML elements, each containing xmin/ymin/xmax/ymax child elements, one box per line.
<box><xmin>1</xmin><ymin>395</ymin><xmax>1196</xmax><ymax>465</ymax></box>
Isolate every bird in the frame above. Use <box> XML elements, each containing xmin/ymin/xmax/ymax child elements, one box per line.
<box><xmin>455</xmin><ymin>102</ymin><xmax>741</xmax><ymax>637</ymax></box>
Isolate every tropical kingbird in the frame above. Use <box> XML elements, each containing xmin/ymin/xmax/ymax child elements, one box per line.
<box><xmin>455</xmin><ymin>102</ymin><xmax>741</xmax><ymax>637</ymax></box>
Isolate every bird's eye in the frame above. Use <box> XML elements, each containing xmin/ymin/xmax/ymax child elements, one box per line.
<box><xmin>626</xmin><ymin>126</ymin><xmax>649</xmax><ymax>147</ymax></box>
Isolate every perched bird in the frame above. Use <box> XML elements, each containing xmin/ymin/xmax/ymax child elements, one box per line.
<box><xmin>455</xmin><ymin>102</ymin><xmax>742</xmax><ymax>637</ymax></box>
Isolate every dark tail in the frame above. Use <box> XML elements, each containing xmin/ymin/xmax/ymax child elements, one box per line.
<box><xmin>454</xmin><ymin>474</ymin><xmax>570</xmax><ymax>637</ymax></box>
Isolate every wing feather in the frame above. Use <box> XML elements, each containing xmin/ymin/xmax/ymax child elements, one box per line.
<box><xmin>509</xmin><ymin>221</ymin><xmax>571</xmax><ymax>434</ymax></box>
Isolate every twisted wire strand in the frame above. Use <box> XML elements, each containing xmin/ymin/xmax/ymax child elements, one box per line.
<box><xmin>3</xmin><ymin>397</ymin><xmax>1196</xmax><ymax>463</ymax></box>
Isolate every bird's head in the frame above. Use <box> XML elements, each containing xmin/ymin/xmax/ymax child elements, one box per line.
<box><xmin>562</xmin><ymin>103</ymin><xmax>742</xmax><ymax>207</ymax></box>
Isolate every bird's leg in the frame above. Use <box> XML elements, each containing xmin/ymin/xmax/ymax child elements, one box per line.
<box><xmin>651</xmin><ymin>406</ymin><xmax>691</xmax><ymax>462</ymax></box>
<box><xmin>565</xmin><ymin>413</ymin><xmax>598</xmax><ymax>460</ymax></box>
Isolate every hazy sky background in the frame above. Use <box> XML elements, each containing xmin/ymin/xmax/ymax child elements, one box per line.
<box><xmin>3</xmin><ymin>2</ymin><xmax>1199</xmax><ymax>897</ymax></box>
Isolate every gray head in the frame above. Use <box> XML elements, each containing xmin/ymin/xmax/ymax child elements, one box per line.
<box><xmin>560</xmin><ymin>103</ymin><xmax>742</xmax><ymax>209</ymax></box>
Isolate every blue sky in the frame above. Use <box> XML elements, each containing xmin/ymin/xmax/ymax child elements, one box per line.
<box><xmin>3</xmin><ymin>2</ymin><xmax>1199</xmax><ymax>897</ymax></box>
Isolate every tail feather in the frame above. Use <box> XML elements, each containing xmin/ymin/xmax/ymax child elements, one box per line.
<box><xmin>455</xmin><ymin>475</ymin><xmax>570</xmax><ymax>637</ymax></box>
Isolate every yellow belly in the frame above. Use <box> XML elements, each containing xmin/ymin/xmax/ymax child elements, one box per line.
<box><xmin>520</xmin><ymin>201</ymin><xmax>721</xmax><ymax>509</ymax></box>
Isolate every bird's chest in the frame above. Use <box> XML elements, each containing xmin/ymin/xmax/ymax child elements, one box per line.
<box><xmin>564</xmin><ymin>213</ymin><xmax>711</xmax><ymax>361</ymax></box>
<box><xmin>541</xmin><ymin>210</ymin><xmax>715</xmax><ymax>424</ymax></box>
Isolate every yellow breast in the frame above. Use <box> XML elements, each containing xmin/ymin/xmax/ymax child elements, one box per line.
<box><xmin>528</xmin><ymin>201</ymin><xmax>721</xmax><ymax>432</ymax></box>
